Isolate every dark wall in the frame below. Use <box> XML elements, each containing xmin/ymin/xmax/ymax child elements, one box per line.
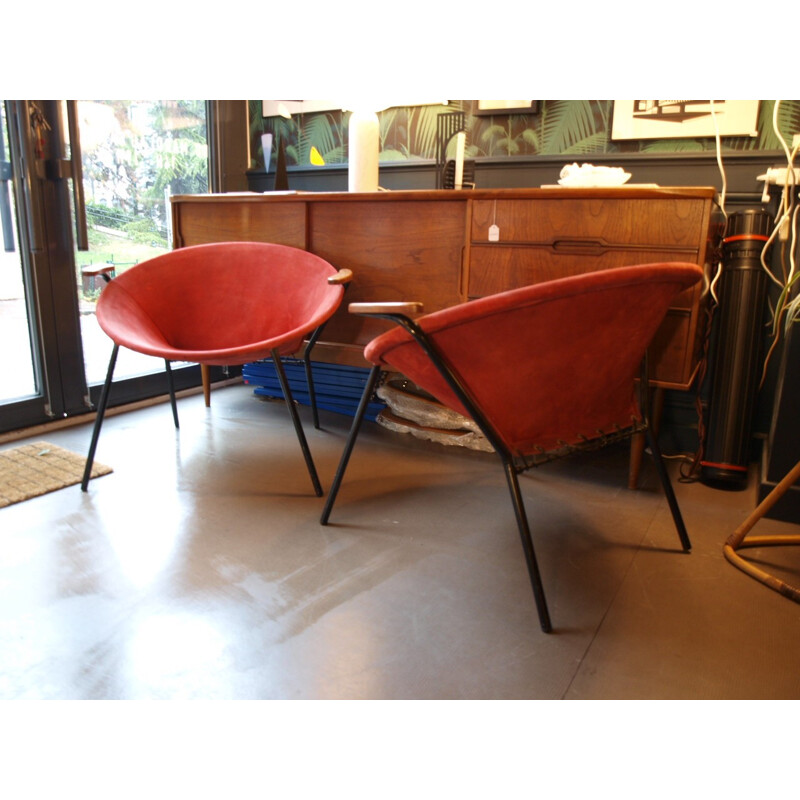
<box><xmin>248</xmin><ymin>149</ymin><xmax>773</xmax><ymax>204</ymax></box>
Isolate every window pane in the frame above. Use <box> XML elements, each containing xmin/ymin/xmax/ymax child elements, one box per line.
<box><xmin>74</xmin><ymin>101</ymin><xmax>208</xmax><ymax>385</ymax></box>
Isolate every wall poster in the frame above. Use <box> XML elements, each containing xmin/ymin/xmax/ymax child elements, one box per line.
<box><xmin>612</xmin><ymin>100</ymin><xmax>760</xmax><ymax>139</ymax></box>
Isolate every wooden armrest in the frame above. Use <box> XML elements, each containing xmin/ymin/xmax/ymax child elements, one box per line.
<box><xmin>349</xmin><ymin>301</ymin><xmax>424</xmax><ymax>317</ymax></box>
<box><xmin>328</xmin><ymin>268</ymin><xmax>354</xmax><ymax>285</ymax></box>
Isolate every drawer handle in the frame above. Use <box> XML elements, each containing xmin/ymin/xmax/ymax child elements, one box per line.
<box><xmin>551</xmin><ymin>237</ymin><xmax>608</xmax><ymax>254</ymax></box>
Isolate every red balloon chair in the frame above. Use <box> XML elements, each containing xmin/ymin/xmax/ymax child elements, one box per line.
<box><xmin>81</xmin><ymin>241</ymin><xmax>352</xmax><ymax>495</ymax></box>
<box><xmin>320</xmin><ymin>262</ymin><xmax>703</xmax><ymax>632</ymax></box>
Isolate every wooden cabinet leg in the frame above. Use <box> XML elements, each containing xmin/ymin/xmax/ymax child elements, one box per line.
<box><xmin>628</xmin><ymin>432</ymin><xmax>646</xmax><ymax>489</ymax></box>
<box><xmin>628</xmin><ymin>387</ymin><xmax>664</xmax><ymax>489</ymax></box>
<box><xmin>201</xmin><ymin>364</ymin><xmax>211</xmax><ymax>407</ymax></box>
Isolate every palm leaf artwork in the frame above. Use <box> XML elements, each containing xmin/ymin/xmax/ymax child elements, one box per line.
<box><xmin>478</xmin><ymin>101</ymin><xmax>611</xmax><ymax>157</ymax></box>
<box><xmin>481</xmin><ymin>122</ymin><xmax>521</xmax><ymax>156</ymax></box>
<box><xmin>537</xmin><ymin>100</ymin><xmax>610</xmax><ymax>155</ymax></box>
<box><xmin>249</xmin><ymin>102</ymin><xmax>294</xmax><ymax>168</ymax></box>
<box><xmin>265</xmin><ymin>116</ymin><xmax>297</xmax><ymax>166</ymax></box>
<box><xmin>284</xmin><ymin>112</ymin><xmax>333</xmax><ymax>166</ymax></box>
<box><xmin>380</xmin><ymin>103</ymin><xmax>454</xmax><ymax>160</ymax></box>
<box><xmin>249</xmin><ymin>99</ymin><xmax>800</xmax><ymax>169</ymax></box>
<box><xmin>641</xmin><ymin>138</ymin><xmax>708</xmax><ymax>153</ymax></box>
<box><xmin>757</xmin><ymin>100</ymin><xmax>800</xmax><ymax>152</ymax></box>
<box><xmin>377</xmin><ymin>108</ymin><xmax>410</xmax><ymax>160</ymax></box>
<box><xmin>557</xmin><ymin>130</ymin><xmax>610</xmax><ymax>156</ymax></box>
<box><xmin>479</xmin><ymin>123</ymin><xmax>503</xmax><ymax>157</ymax></box>
<box><xmin>300</xmin><ymin>112</ymin><xmax>345</xmax><ymax>164</ymax></box>
<box><xmin>248</xmin><ymin>100</ymin><xmax>267</xmax><ymax>168</ymax></box>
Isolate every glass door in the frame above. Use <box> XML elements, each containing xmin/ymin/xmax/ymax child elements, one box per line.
<box><xmin>0</xmin><ymin>100</ymin><xmax>211</xmax><ymax>436</ymax></box>
<box><xmin>0</xmin><ymin>100</ymin><xmax>89</xmax><ymax>433</ymax></box>
<box><xmin>74</xmin><ymin>100</ymin><xmax>209</xmax><ymax>387</ymax></box>
<box><xmin>0</xmin><ymin>104</ymin><xmax>36</xmax><ymax>406</ymax></box>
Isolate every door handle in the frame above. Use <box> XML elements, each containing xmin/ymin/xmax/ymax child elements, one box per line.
<box><xmin>8</xmin><ymin>101</ymin><xmax>44</xmax><ymax>252</ymax></box>
<box><xmin>0</xmin><ymin>106</ymin><xmax>15</xmax><ymax>252</ymax></box>
<box><xmin>0</xmin><ymin>163</ymin><xmax>12</xmax><ymax>252</ymax></box>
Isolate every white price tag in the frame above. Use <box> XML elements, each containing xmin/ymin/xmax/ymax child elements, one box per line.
<box><xmin>488</xmin><ymin>224</ymin><xmax>500</xmax><ymax>242</ymax></box>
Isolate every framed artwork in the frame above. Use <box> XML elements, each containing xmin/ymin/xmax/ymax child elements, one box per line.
<box><xmin>262</xmin><ymin>101</ymin><xmax>341</xmax><ymax>117</ymax></box>
<box><xmin>262</xmin><ymin>101</ymin><xmax>449</xmax><ymax>118</ymax></box>
<box><xmin>475</xmin><ymin>100</ymin><xmax>540</xmax><ymax>115</ymax></box>
<box><xmin>611</xmin><ymin>100</ymin><xmax>760</xmax><ymax>139</ymax></box>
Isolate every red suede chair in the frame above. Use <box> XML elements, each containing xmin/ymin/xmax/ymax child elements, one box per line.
<box><xmin>320</xmin><ymin>262</ymin><xmax>703</xmax><ymax>632</ymax></box>
<box><xmin>81</xmin><ymin>241</ymin><xmax>352</xmax><ymax>495</ymax></box>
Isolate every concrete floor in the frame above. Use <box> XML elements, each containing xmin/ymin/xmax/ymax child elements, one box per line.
<box><xmin>1</xmin><ymin>382</ymin><xmax>799</xmax><ymax>700</ymax></box>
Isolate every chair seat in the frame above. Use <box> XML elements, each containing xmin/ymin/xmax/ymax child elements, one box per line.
<box><xmin>363</xmin><ymin>262</ymin><xmax>703</xmax><ymax>456</ymax></box>
<box><xmin>96</xmin><ymin>241</ymin><xmax>344</xmax><ymax>364</ymax></box>
<box><xmin>97</xmin><ymin>305</ymin><xmax>307</xmax><ymax>366</ymax></box>
<box><xmin>321</xmin><ymin>262</ymin><xmax>704</xmax><ymax>632</ymax></box>
<box><xmin>82</xmin><ymin>241</ymin><xmax>350</xmax><ymax>498</ymax></box>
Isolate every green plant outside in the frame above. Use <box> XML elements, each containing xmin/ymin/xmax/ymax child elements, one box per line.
<box><xmin>76</xmin><ymin>100</ymin><xmax>206</xmax><ymax>300</ymax></box>
<box><xmin>75</xmin><ymin>226</ymin><xmax>168</xmax><ymax>300</ymax></box>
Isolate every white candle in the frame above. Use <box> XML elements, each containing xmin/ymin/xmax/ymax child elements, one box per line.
<box><xmin>454</xmin><ymin>131</ymin><xmax>465</xmax><ymax>190</ymax></box>
<box><xmin>348</xmin><ymin>110</ymin><xmax>380</xmax><ymax>192</ymax></box>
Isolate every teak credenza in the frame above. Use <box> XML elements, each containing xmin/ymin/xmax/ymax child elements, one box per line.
<box><xmin>171</xmin><ymin>187</ymin><xmax>716</xmax><ymax>392</ymax></box>
<box><xmin>171</xmin><ymin>187</ymin><xmax>717</xmax><ymax>487</ymax></box>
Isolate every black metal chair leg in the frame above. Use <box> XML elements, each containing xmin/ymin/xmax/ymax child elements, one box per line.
<box><xmin>164</xmin><ymin>359</ymin><xmax>179</xmax><ymax>429</ymax></box>
<box><xmin>320</xmin><ymin>365</ymin><xmax>382</xmax><ymax>525</ymax></box>
<box><xmin>503</xmin><ymin>460</ymin><xmax>552</xmax><ymax>633</ymax></box>
<box><xmin>81</xmin><ymin>344</ymin><xmax>119</xmax><ymax>491</ymax></box>
<box><xmin>272</xmin><ymin>349</ymin><xmax>323</xmax><ymax>497</ymax></box>
<box><xmin>303</xmin><ymin>351</ymin><xmax>320</xmax><ymax>430</ymax></box>
<box><xmin>646</xmin><ymin>427</ymin><xmax>692</xmax><ymax>552</ymax></box>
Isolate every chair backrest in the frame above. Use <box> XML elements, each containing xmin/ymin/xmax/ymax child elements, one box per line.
<box><xmin>96</xmin><ymin>242</ymin><xmax>345</xmax><ymax>361</ymax></box>
<box><xmin>364</xmin><ymin>263</ymin><xmax>703</xmax><ymax>458</ymax></box>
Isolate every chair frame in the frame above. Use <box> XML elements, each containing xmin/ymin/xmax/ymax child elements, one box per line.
<box><xmin>81</xmin><ymin>265</ymin><xmax>352</xmax><ymax>497</ymax></box>
<box><xmin>723</xmin><ymin>459</ymin><xmax>800</xmax><ymax>603</ymax></box>
<box><xmin>320</xmin><ymin>303</ymin><xmax>692</xmax><ymax>633</ymax></box>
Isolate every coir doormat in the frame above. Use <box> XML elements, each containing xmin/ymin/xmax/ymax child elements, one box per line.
<box><xmin>0</xmin><ymin>441</ymin><xmax>112</xmax><ymax>508</ymax></box>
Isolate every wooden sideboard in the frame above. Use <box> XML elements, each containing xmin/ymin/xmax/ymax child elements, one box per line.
<box><xmin>171</xmin><ymin>186</ymin><xmax>718</xmax><ymax>390</ymax></box>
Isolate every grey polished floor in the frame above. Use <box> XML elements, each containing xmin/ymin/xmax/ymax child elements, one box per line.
<box><xmin>1</xmin><ymin>382</ymin><xmax>799</xmax><ymax>700</ymax></box>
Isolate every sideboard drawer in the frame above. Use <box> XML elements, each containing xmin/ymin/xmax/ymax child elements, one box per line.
<box><xmin>471</xmin><ymin>197</ymin><xmax>709</xmax><ymax>249</ymax></box>
<box><xmin>648</xmin><ymin>308</ymin><xmax>700</xmax><ymax>387</ymax></box>
<box><xmin>173</xmin><ymin>199</ymin><xmax>307</xmax><ymax>248</ymax></box>
<box><xmin>468</xmin><ymin>245</ymin><xmax>699</xmax><ymax>309</ymax></box>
